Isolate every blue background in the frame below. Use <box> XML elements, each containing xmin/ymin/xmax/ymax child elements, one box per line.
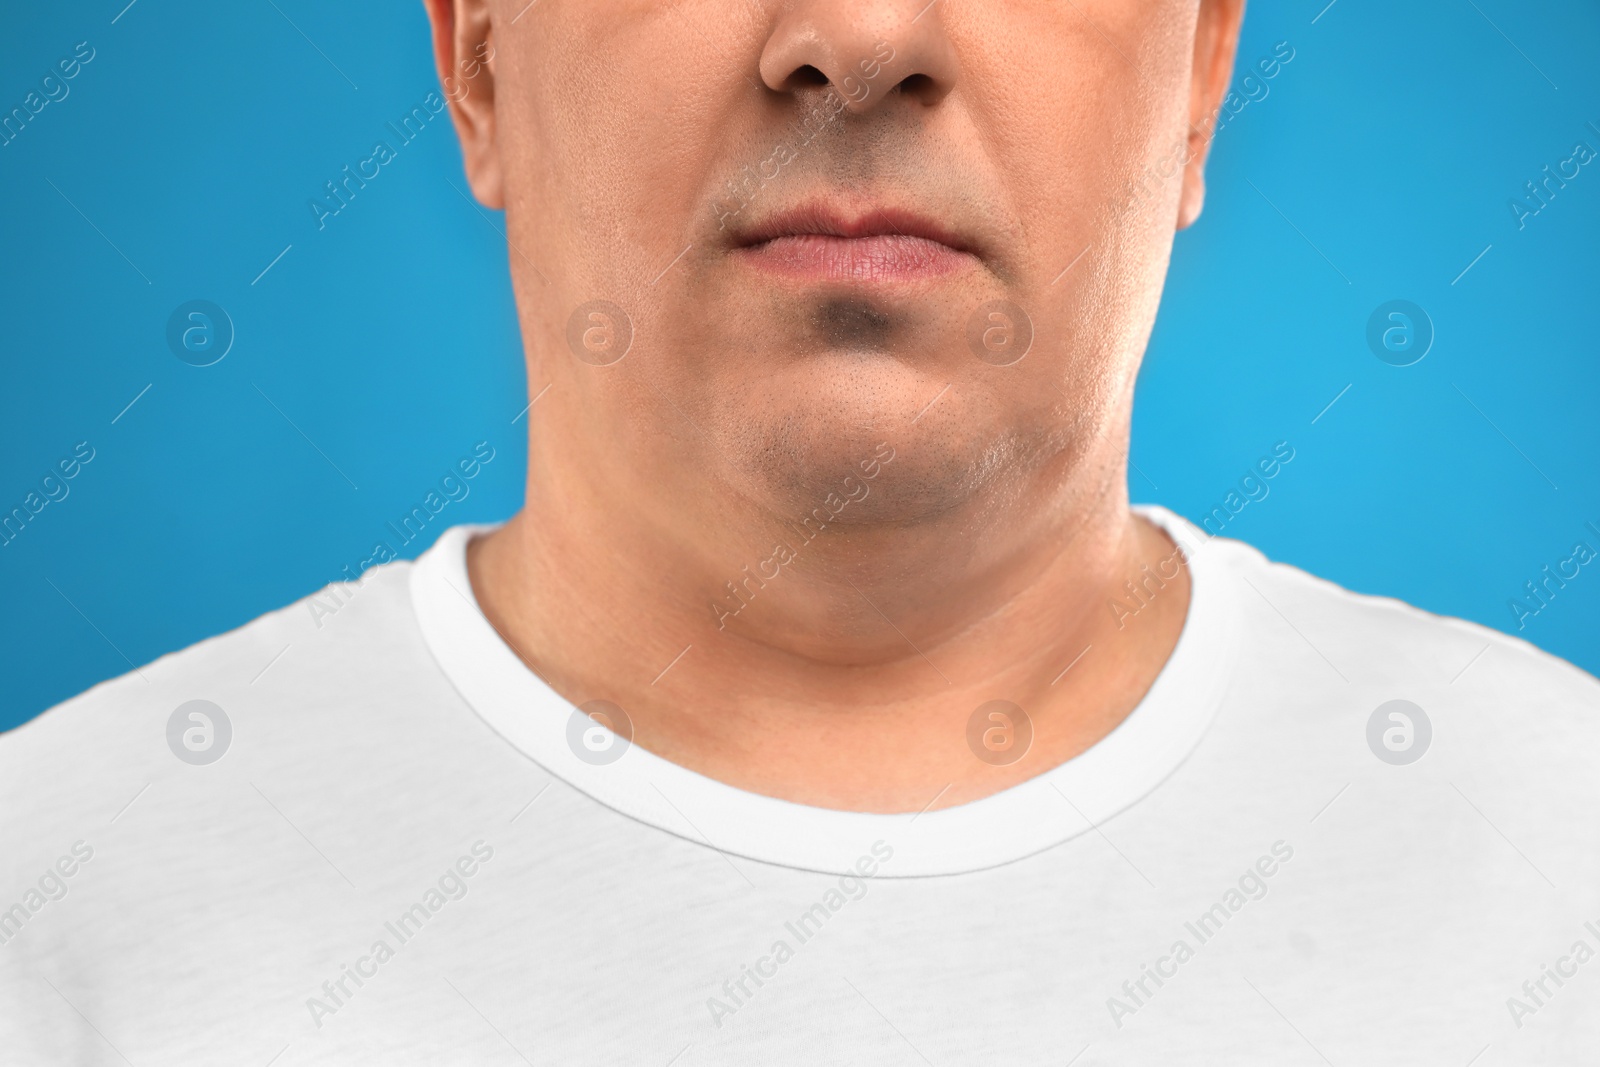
<box><xmin>3</xmin><ymin>0</ymin><xmax>1597</xmax><ymax>731</ymax></box>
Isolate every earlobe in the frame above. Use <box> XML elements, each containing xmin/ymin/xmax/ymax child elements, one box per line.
<box><xmin>1176</xmin><ymin>171</ymin><xmax>1206</xmax><ymax>231</ymax></box>
<box><xmin>1173</xmin><ymin>125</ymin><xmax>1209</xmax><ymax>230</ymax></box>
<box><xmin>424</xmin><ymin>0</ymin><xmax>503</xmax><ymax>209</ymax></box>
<box><xmin>1177</xmin><ymin>0</ymin><xmax>1245</xmax><ymax>231</ymax></box>
<box><xmin>462</xmin><ymin>22</ymin><xmax>502</xmax><ymax>208</ymax></box>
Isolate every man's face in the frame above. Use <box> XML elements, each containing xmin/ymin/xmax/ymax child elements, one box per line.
<box><xmin>447</xmin><ymin>0</ymin><xmax>1233</xmax><ymax>527</ymax></box>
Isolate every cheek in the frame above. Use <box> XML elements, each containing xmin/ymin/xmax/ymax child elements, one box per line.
<box><xmin>500</xmin><ymin>11</ymin><xmax>766</xmax><ymax>308</ymax></box>
<box><xmin>953</xmin><ymin>3</ymin><xmax>1195</xmax><ymax>281</ymax></box>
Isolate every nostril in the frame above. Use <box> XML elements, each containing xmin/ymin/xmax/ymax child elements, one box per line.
<box><xmin>894</xmin><ymin>72</ymin><xmax>937</xmax><ymax>100</ymax></box>
<box><xmin>790</xmin><ymin>64</ymin><xmax>830</xmax><ymax>88</ymax></box>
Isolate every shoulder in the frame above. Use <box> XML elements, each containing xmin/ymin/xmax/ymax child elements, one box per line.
<box><xmin>1193</xmin><ymin>524</ymin><xmax>1600</xmax><ymax>727</ymax></box>
<box><xmin>0</xmin><ymin>539</ymin><xmax>500</xmax><ymax>1056</ymax></box>
<box><xmin>0</xmin><ymin>552</ymin><xmax>430</xmax><ymax>849</ymax></box>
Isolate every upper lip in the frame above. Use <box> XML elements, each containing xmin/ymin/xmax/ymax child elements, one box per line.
<box><xmin>731</xmin><ymin>202</ymin><xmax>976</xmax><ymax>256</ymax></box>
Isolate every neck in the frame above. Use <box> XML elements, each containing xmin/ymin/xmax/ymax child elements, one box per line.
<box><xmin>468</xmin><ymin>410</ymin><xmax>1191</xmax><ymax>814</ymax></box>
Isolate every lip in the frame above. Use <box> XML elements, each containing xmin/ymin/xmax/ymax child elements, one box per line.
<box><xmin>730</xmin><ymin>203</ymin><xmax>979</xmax><ymax>284</ymax></box>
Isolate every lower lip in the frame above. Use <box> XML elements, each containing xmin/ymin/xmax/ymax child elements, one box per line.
<box><xmin>734</xmin><ymin>234</ymin><xmax>974</xmax><ymax>283</ymax></box>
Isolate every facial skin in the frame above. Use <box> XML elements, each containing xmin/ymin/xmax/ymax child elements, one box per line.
<box><xmin>427</xmin><ymin>0</ymin><xmax>1244</xmax><ymax>812</ymax></box>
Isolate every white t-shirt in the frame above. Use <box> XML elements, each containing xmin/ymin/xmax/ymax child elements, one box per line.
<box><xmin>3</xmin><ymin>506</ymin><xmax>1597</xmax><ymax>1065</ymax></box>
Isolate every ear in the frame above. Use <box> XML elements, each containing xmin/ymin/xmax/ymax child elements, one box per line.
<box><xmin>424</xmin><ymin>0</ymin><xmax>503</xmax><ymax>208</ymax></box>
<box><xmin>1177</xmin><ymin>0</ymin><xmax>1246</xmax><ymax>230</ymax></box>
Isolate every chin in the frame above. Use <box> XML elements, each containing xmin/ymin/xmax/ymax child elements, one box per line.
<box><xmin>710</xmin><ymin>361</ymin><xmax>1031</xmax><ymax>529</ymax></box>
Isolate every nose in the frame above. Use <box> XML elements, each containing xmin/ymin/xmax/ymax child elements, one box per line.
<box><xmin>758</xmin><ymin>1</ymin><xmax>958</xmax><ymax>111</ymax></box>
